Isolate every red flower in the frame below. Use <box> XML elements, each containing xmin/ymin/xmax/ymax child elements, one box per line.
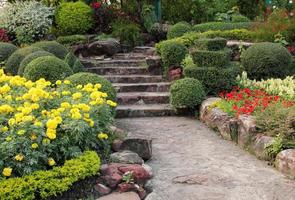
<box><xmin>92</xmin><ymin>2</ymin><xmax>102</xmax><ymax>9</ymax></box>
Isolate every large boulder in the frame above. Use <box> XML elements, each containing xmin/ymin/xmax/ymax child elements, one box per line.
<box><xmin>110</xmin><ymin>151</ymin><xmax>144</xmax><ymax>164</ymax></box>
<box><xmin>251</xmin><ymin>135</ymin><xmax>274</xmax><ymax>161</ymax></box>
<box><xmin>237</xmin><ymin>115</ymin><xmax>256</xmax><ymax>148</ymax></box>
<box><xmin>121</xmin><ymin>138</ymin><xmax>152</xmax><ymax>160</ymax></box>
<box><xmin>275</xmin><ymin>149</ymin><xmax>295</xmax><ymax>178</ymax></box>
<box><xmin>88</xmin><ymin>39</ymin><xmax>121</xmax><ymax>56</ymax></box>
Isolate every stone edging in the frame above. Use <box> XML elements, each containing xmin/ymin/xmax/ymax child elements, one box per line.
<box><xmin>200</xmin><ymin>97</ymin><xmax>295</xmax><ymax>178</ymax></box>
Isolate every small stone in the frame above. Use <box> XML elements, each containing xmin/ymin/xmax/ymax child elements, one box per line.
<box><xmin>102</xmin><ymin>174</ymin><xmax>122</xmax><ymax>188</ymax></box>
<box><xmin>110</xmin><ymin>151</ymin><xmax>144</xmax><ymax>164</ymax></box>
<box><xmin>276</xmin><ymin>149</ymin><xmax>295</xmax><ymax>178</ymax></box>
<box><xmin>112</xmin><ymin>139</ymin><xmax>123</xmax><ymax>152</ymax></box>
<box><xmin>144</xmin><ymin>179</ymin><xmax>153</xmax><ymax>193</ymax></box>
<box><xmin>121</xmin><ymin>138</ymin><xmax>152</xmax><ymax>160</ymax></box>
<box><xmin>94</xmin><ymin>183</ymin><xmax>111</xmax><ymax>195</ymax></box>
<box><xmin>110</xmin><ymin>126</ymin><xmax>127</xmax><ymax>139</ymax></box>
<box><xmin>118</xmin><ymin>182</ymin><xmax>136</xmax><ymax>193</ymax></box>
<box><xmin>118</xmin><ymin>164</ymin><xmax>151</xmax><ymax>183</ymax></box>
<box><xmin>96</xmin><ymin>192</ymin><xmax>140</xmax><ymax>200</ymax></box>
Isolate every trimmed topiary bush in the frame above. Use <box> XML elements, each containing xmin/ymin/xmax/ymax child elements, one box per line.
<box><xmin>170</xmin><ymin>78</ymin><xmax>206</xmax><ymax>109</ymax></box>
<box><xmin>231</xmin><ymin>14</ymin><xmax>251</xmax><ymax>22</ymax></box>
<box><xmin>18</xmin><ymin>51</ymin><xmax>54</xmax><ymax>75</ymax></box>
<box><xmin>31</xmin><ymin>41</ymin><xmax>69</xmax><ymax>59</ymax></box>
<box><xmin>56</xmin><ymin>35</ymin><xmax>88</xmax><ymax>46</ymax></box>
<box><xmin>167</xmin><ymin>22</ymin><xmax>192</xmax><ymax>39</ymax></box>
<box><xmin>66</xmin><ymin>72</ymin><xmax>116</xmax><ymax>101</ymax></box>
<box><xmin>64</xmin><ymin>52</ymin><xmax>84</xmax><ymax>73</ymax></box>
<box><xmin>23</xmin><ymin>56</ymin><xmax>73</xmax><ymax>82</ymax></box>
<box><xmin>191</xmin><ymin>48</ymin><xmax>231</xmax><ymax>68</ymax></box>
<box><xmin>195</xmin><ymin>37</ymin><xmax>227</xmax><ymax>51</ymax></box>
<box><xmin>5</xmin><ymin>46</ymin><xmax>42</xmax><ymax>75</ymax></box>
<box><xmin>55</xmin><ymin>2</ymin><xmax>94</xmax><ymax>35</ymax></box>
<box><xmin>241</xmin><ymin>42</ymin><xmax>292</xmax><ymax>80</ymax></box>
<box><xmin>184</xmin><ymin>63</ymin><xmax>243</xmax><ymax>95</ymax></box>
<box><xmin>193</xmin><ymin>22</ymin><xmax>255</xmax><ymax>33</ymax></box>
<box><xmin>0</xmin><ymin>42</ymin><xmax>17</xmax><ymax>62</ymax></box>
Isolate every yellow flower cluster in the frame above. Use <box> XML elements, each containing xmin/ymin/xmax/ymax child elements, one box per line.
<box><xmin>0</xmin><ymin>69</ymin><xmax>116</xmax><ymax>178</ymax></box>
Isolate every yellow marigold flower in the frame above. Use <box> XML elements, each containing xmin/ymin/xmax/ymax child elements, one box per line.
<box><xmin>31</xmin><ymin>133</ymin><xmax>37</xmax><ymax>140</ymax></box>
<box><xmin>5</xmin><ymin>136</ymin><xmax>12</xmax><ymax>142</ymax></box>
<box><xmin>24</xmin><ymin>81</ymin><xmax>33</xmax><ymax>88</ymax></box>
<box><xmin>22</xmin><ymin>107</ymin><xmax>32</xmax><ymax>115</ymax></box>
<box><xmin>31</xmin><ymin>143</ymin><xmax>38</xmax><ymax>149</ymax></box>
<box><xmin>89</xmin><ymin>120</ymin><xmax>94</xmax><ymax>127</ymax></box>
<box><xmin>0</xmin><ymin>84</ymin><xmax>11</xmax><ymax>94</ymax></box>
<box><xmin>98</xmin><ymin>133</ymin><xmax>108</xmax><ymax>140</ymax></box>
<box><xmin>46</xmin><ymin>129</ymin><xmax>56</xmax><ymax>140</ymax></box>
<box><xmin>94</xmin><ymin>83</ymin><xmax>102</xmax><ymax>89</ymax></box>
<box><xmin>101</xmin><ymin>93</ymin><xmax>108</xmax><ymax>98</ymax></box>
<box><xmin>76</xmin><ymin>85</ymin><xmax>83</xmax><ymax>89</ymax></box>
<box><xmin>1</xmin><ymin>126</ymin><xmax>8</xmax><ymax>132</ymax></box>
<box><xmin>31</xmin><ymin>103</ymin><xmax>39</xmax><ymax>110</ymax></box>
<box><xmin>48</xmin><ymin>158</ymin><xmax>56</xmax><ymax>166</ymax></box>
<box><xmin>72</xmin><ymin>92</ymin><xmax>82</xmax><ymax>100</ymax></box>
<box><xmin>15</xmin><ymin>154</ymin><xmax>24</xmax><ymax>162</ymax></box>
<box><xmin>107</xmin><ymin>100</ymin><xmax>117</xmax><ymax>107</ymax></box>
<box><xmin>64</xmin><ymin>80</ymin><xmax>71</xmax><ymax>84</ymax></box>
<box><xmin>46</xmin><ymin>118</ymin><xmax>59</xmax><ymax>129</ymax></box>
<box><xmin>17</xmin><ymin>129</ymin><xmax>25</xmax><ymax>135</ymax></box>
<box><xmin>84</xmin><ymin>113</ymin><xmax>90</xmax><ymax>118</ymax></box>
<box><xmin>42</xmin><ymin>138</ymin><xmax>51</xmax><ymax>145</ymax></box>
<box><xmin>34</xmin><ymin>121</ymin><xmax>43</xmax><ymax>127</ymax></box>
<box><xmin>2</xmin><ymin>167</ymin><xmax>12</xmax><ymax>177</ymax></box>
<box><xmin>5</xmin><ymin>95</ymin><xmax>12</xmax><ymax>101</ymax></box>
<box><xmin>55</xmin><ymin>80</ymin><xmax>62</xmax><ymax>85</ymax></box>
<box><xmin>89</xmin><ymin>101</ymin><xmax>97</xmax><ymax>105</ymax></box>
<box><xmin>61</xmin><ymin>102</ymin><xmax>71</xmax><ymax>109</ymax></box>
<box><xmin>22</xmin><ymin>115</ymin><xmax>34</xmax><ymax>122</ymax></box>
<box><xmin>62</xmin><ymin>91</ymin><xmax>71</xmax><ymax>96</ymax></box>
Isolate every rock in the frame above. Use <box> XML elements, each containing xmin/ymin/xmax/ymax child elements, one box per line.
<box><xmin>118</xmin><ymin>182</ymin><xmax>137</xmax><ymax>193</ymax></box>
<box><xmin>112</xmin><ymin>139</ymin><xmax>123</xmax><ymax>152</ymax></box>
<box><xmin>146</xmin><ymin>56</ymin><xmax>162</xmax><ymax>75</ymax></box>
<box><xmin>168</xmin><ymin>67</ymin><xmax>182</xmax><ymax>81</ymax></box>
<box><xmin>137</xmin><ymin>186</ymin><xmax>147</xmax><ymax>199</ymax></box>
<box><xmin>121</xmin><ymin>138</ymin><xmax>152</xmax><ymax>160</ymax></box>
<box><xmin>200</xmin><ymin>98</ymin><xmax>238</xmax><ymax>141</ymax></box>
<box><xmin>110</xmin><ymin>151</ymin><xmax>144</xmax><ymax>164</ymax></box>
<box><xmin>145</xmin><ymin>192</ymin><xmax>163</xmax><ymax>200</ymax></box>
<box><xmin>97</xmin><ymin>192</ymin><xmax>140</xmax><ymax>200</ymax></box>
<box><xmin>110</xmin><ymin>126</ymin><xmax>127</xmax><ymax>139</ymax></box>
<box><xmin>100</xmin><ymin>164</ymin><xmax>123</xmax><ymax>188</ymax></box>
<box><xmin>237</xmin><ymin>115</ymin><xmax>256</xmax><ymax>148</ymax></box>
<box><xmin>251</xmin><ymin>135</ymin><xmax>274</xmax><ymax>161</ymax></box>
<box><xmin>94</xmin><ymin>183</ymin><xmax>111</xmax><ymax>195</ymax></box>
<box><xmin>88</xmin><ymin>39</ymin><xmax>121</xmax><ymax>56</ymax></box>
<box><xmin>144</xmin><ymin>179</ymin><xmax>153</xmax><ymax>193</ymax></box>
<box><xmin>142</xmin><ymin>164</ymin><xmax>153</xmax><ymax>177</ymax></box>
<box><xmin>102</xmin><ymin>174</ymin><xmax>122</xmax><ymax>188</ymax></box>
<box><xmin>118</xmin><ymin>164</ymin><xmax>151</xmax><ymax>183</ymax></box>
<box><xmin>275</xmin><ymin>149</ymin><xmax>295</xmax><ymax>178</ymax></box>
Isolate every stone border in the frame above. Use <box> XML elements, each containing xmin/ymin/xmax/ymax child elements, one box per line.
<box><xmin>200</xmin><ymin>97</ymin><xmax>295</xmax><ymax>178</ymax></box>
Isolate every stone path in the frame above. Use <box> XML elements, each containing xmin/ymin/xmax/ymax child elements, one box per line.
<box><xmin>116</xmin><ymin>117</ymin><xmax>295</xmax><ymax>200</ymax></box>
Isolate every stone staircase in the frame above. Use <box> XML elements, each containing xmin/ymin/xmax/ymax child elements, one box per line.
<box><xmin>81</xmin><ymin>47</ymin><xmax>174</xmax><ymax>118</ymax></box>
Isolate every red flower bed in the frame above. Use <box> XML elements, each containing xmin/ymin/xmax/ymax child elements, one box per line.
<box><xmin>219</xmin><ymin>87</ymin><xmax>294</xmax><ymax>117</ymax></box>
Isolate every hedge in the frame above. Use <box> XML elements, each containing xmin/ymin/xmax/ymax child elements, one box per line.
<box><xmin>192</xmin><ymin>22</ymin><xmax>256</xmax><ymax>33</ymax></box>
<box><xmin>0</xmin><ymin>42</ymin><xmax>17</xmax><ymax>62</ymax></box>
<box><xmin>31</xmin><ymin>41</ymin><xmax>69</xmax><ymax>59</ymax></box>
<box><xmin>56</xmin><ymin>35</ymin><xmax>88</xmax><ymax>46</ymax></box>
<box><xmin>194</xmin><ymin>37</ymin><xmax>227</xmax><ymax>51</ymax></box>
<box><xmin>167</xmin><ymin>22</ymin><xmax>192</xmax><ymax>39</ymax></box>
<box><xmin>0</xmin><ymin>151</ymin><xmax>100</xmax><ymax>200</ymax></box>
<box><xmin>191</xmin><ymin>48</ymin><xmax>231</xmax><ymax>68</ymax></box>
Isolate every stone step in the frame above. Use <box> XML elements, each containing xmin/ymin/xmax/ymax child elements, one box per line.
<box><xmin>81</xmin><ymin>59</ymin><xmax>147</xmax><ymax>68</ymax></box>
<box><xmin>116</xmin><ymin>104</ymin><xmax>174</xmax><ymax>118</ymax></box>
<box><xmin>114</xmin><ymin>82</ymin><xmax>170</xmax><ymax>93</ymax></box>
<box><xmin>112</xmin><ymin>53</ymin><xmax>147</xmax><ymax>60</ymax></box>
<box><xmin>117</xmin><ymin>92</ymin><xmax>170</xmax><ymax>105</ymax></box>
<box><xmin>133</xmin><ymin>46</ymin><xmax>155</xmax><ymax>54</ymax></box>
<box><xmin>86</xmin><ymin>67</ymin><xmax>148</xmax><ymax>75</ymax></box>
<box><xmin>104</xmin><ymin>75</ymin><xmax>164</xmax><ymax>83</ymax></box>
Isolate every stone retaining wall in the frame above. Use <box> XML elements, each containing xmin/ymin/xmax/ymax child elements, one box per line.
<box><xmin>200</xmin><ymin>97</ymin><xmax>295</xmax><ymax>178</ymax></box>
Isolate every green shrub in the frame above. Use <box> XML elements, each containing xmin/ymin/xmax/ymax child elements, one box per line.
<box><xmin>0</xmin><ymin>42</ymin><xmax>17</xmax><ymax>62</ymax></box>
<box><xmin>167</xmin><ymin>22</ymin><xmax>192</xmax><ymax>39</ymax></box>
<box><xmin>193</xmin><ymin>22</ymin><xmax>255</xmax><ymax>33</ymax></box>
<box><xmin>191</xmin><ymin>48</ymin><xmax>231</xmax><ymax>68</ymax></box>
<box><xmin>141</xmin><ymin>4</ymin><xmax>157</xmax><ymax>32</ymax></box>
<box><xmin>184</xmin><ymin>63</ymin><xmax>243</xmax><ymax>94</ymax></box>
<box><xmin>181</xmin><ymin>54</ymin><xmax>196</xmax><ymax>69</ymax></box>
<box><xmin>64</xmin><ymin>52</ymin><xmax>84</xmax><ymax>73</ymax></box>
<box><xmin>159</xmin><ymin>40</ymin><xmax>188</xmax><ymax>71</ymax></box>
<box><xmin>202</xmin><ymin>29</ymin><xmax>258</xmax><ymax>41</ymax></box>
<box><xmin>31</xmin><ymin>41</ymin><xmax>69</xmax><ymax>59</ymax></box>
<box><xmin>0</xmin><ymin>151</ymin><xmax>100</xmax><ymax>200</ymax></box>
<box><xmin>55</xmin><ymin>2</ymin><xmax>94</xmax><ymax>35</ymax></box>
<box><xmin>170</xmin><ymin>78</ymin><xmax>206</xmax><ymax>109</ymax></box>
<box><xmin>231</xmin><ymin>14</ymin><xmax>251</xmax><ymax>22</ymax></box>
<box><xmin>5</xmin><ymin>46</ymin><xmax>42</xmax><ymax>75</ymax></box>
<box><xmin>66</xmin><ymin>72</ymin><xmax>116</xmax><ymax>101</ymax></box>
<box><xmin>18</xmin><ymin>51</ymin><xmax>54</xmax><ymax>75</ymax></box>
<box><xmin>241</xmin><ymin>42</ymin><xmax>292</xmax><ymax>80</ymax></box>
<box><xmin>195</xmin><ymin>37</ymin><xmax>227</xmax><ymax>51</ymax></box>
<box><xmin>56</xmin><ymin>35</ymin><xmax>88</xmax><ymax>46</ymax></box>
<box><xmin>23</xmin><ymin>56</ymin><xmax>74</xmax><ymax>82</ymax></box>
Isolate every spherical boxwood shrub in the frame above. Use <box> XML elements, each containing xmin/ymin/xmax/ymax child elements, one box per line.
<box><xmin>23</xmin><ymin>56</ymin><xmax>73</xmax><ymax>82</ymax></box>
<box><xmin>5</xmin><ymin>46</ymin><xmax>42</xmax><ymax>75</ymax></box>
<box><xmin>241</xmin><ymin>42</ymin><xmax>292</xmax><ymax>80</ymax></box>
<box><xmin>66</xmin><ymin>72</ymin><xmax>116</xmax><ymax>101</ymax></box>
<box><xmin>64</xmin><ymin>52</ymin><xmax>84</xmax><ymax>73</ymax></box>
<box><xmin>31</xmin><ymin>41</ymin><xmax>69</xmax><ymax>59</ymax></box>
<box><xmin>195</xmin><ymin>37</ymin><xmax>227</xmax><ymax>51</ymax></box>
<box><xmin>0</xmin><ymin>42</ymin><xmax>17</xmax><ymax>62</ymax></box>
<box><xmin>18</xmin><ymin>51</ymin><xmax>54</xmax><ymax>75</ymax></box>
<box><xmin>170</xmin><ymin>78</ymin><xmax>206</xmax><ymax>109</ymax></box>
<box><xmin>167</xmin><ymin>22</ymin><xmax>192</xmax><ymax>39</ymax></box>
<box><xmin>191</xmin><ymin>48</ymin><xmax>231</xmax><ymax>68</ymax></box>
<box><xmin>55</xmin><ymin>2</ymin><xmax>94</xmax><ymax>35</ymax></box>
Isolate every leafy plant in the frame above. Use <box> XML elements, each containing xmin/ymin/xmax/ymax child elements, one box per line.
<box><xmin>141</xmin><ymin>4</ymin><xmax>157</xmax><ymax>32</ymax></box>
<box><xmin>122</xmin><ymin>171</ymin><xmax>134</xmax><ymax>184</ymax></box>
<box><xmin>274</xmin><ymin>32</ymin><xmax>289</xmax><ymax>46</ymax></box>
<box><xmin>92</xmin><ymin>1</ymin><xmax>114</xmax><ymax>33</ymax></box>
<box><xmin>0</xmin><ymin>42</ymin><xmax>17</xmax><ymax>63</ymax></box>
<box><xmin>167</xmin><ymin>22</ymin><xmax>192</xmax><ymax>39</ymax></box>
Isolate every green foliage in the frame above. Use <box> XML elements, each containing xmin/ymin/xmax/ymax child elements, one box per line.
<box><xmin>66</xmin><ymin>72</ymin><xmax>117</xmax><ymax>101</ymax></box>
<box><xmin>167</xmin><ymin>22</ymin><xmax>192</xmax><ymax>39</ymax></box>
<box><xmin>158</xmin><ymin>40</ymin><xmax>188</xmax><ymax>72</ymax></box>
<box><xmin>0</xmin><ymin>151</ymin><xmax>100</xmax><ymax>200</ymax></box>
<box><xmin>193</xmin><ymin>22</ymin><xmax>255</xmax><ymax>33</ymax></box>
<box><xmin>0</xmin><ymin>42</ymin><xmax>17</xmax><ymax>63</ymax></box>
<box><xmin>184</xmin><ymin>63</ymin><xmax>243</xmax><ymax>94</ymax></box>
<box><xmin>231</xmin><ymin>14</ymin><xmax>251</xmax><ymax>22</ymax></box>
<box><xmin>111</xmin><ymin>20</ymin><xmax>142</xmax><ymax>48</ymax></box>
<box><xmin>181</xmin><ymin>54</ymin><xmax>196</xmax><ymax>69</ymax></box>
<box><xmin>64</xmin><ymin>52</ymin><xmax>84</xmax><ymax>73</ymax></box>
<box><xmin>191</xmin><ymin>49</ymin><xmax>231</xmax><ymax>68</ymax></box>
<box><xmin>5</xmin><ymin>46</ymin><xmax>42</xmax><ymax>75</ymax></box>
<box><xmin>241</xmin><ymin>42</ymin><xmax>292</xmax><ymax>80</ymax></box>
<box><xmin>201</xmin><ymin>29</ymin><xmax>259</xmax><ymax>41</ymax></box>
<box><xmin>23</xmin><ymin>56</ymin><xmax>74</xmax><ymax>82</ymax></box>
<box><xmin>55</xmin><ymin>2</ymin><xmax>94</xmax><ymax>35</ymax></box>
<box><xmin>170</xmin><ymin>78</ymin><xmax>206</xmax><ymax>109</ymax></box>
<box><xmin>18</xmin><ymin>51</ymin><xmax>54</xmax><ymax>76</ymax></box>
<box><xmin>237</xmin><ymin>0</ymin><xmax>261</xmax><ymax>20</ymax></box>
<box><xmin>141</xmin><ymin>4</ymin><xmax>157</xmax><ymax>32</ymax></box>
<box><xmin>31</xmin><ymin>41</ymin><xmax>69</xmax><ymax>59</ymax></box>
<box><xmin>150</xmin><ymin>23</ymin><xmax>169</xmax><ymax>41</ymax></box>
<box><xmin>56</xmin><ymin>35</ymin><xmax>88</xmax><ymax>46</ymax></box>
<box><xmin>195</xmin><ymin>37</ymin><xmax>227</xmax><ymax>51</ymax></box>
